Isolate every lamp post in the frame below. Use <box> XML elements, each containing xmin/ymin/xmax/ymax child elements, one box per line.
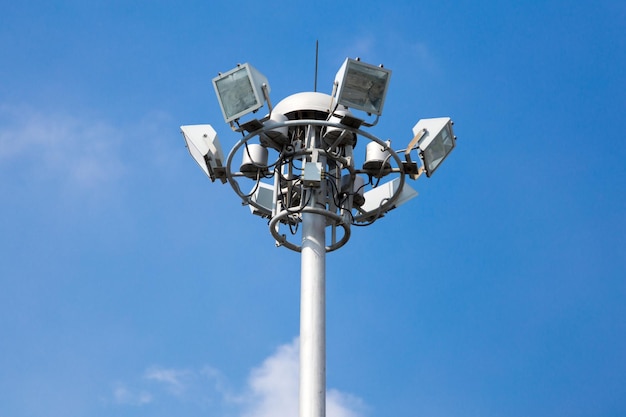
<box><xmin>181</xmin><ymin>58</ymin><xmax>456</xmax><ymax>417</ymax></box>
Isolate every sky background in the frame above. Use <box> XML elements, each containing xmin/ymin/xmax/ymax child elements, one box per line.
<box><xmin>1</xmin><ymin>1</ymin><xmax>625</xmax><ymax>416</ymax></box>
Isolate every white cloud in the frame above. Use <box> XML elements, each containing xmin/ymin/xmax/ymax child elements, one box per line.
<box><xmin>327</xmin><ymin>389</ymin><xmax>367</xmax><ymax>417</ymax></box>
<box><xmin>144</xmin><ymin>366</ymin><xmax>190</xmax><ymax>396</ymax></box>
<box><xmin>112</xmin><ymin>383</ymin><xmax>153</xmax><ymax>406</ymax></box>
<box><xmin>0</xmin><ymin>103</ymin><xmax>125</xmax><ymax>189</ymax></box>
<box><xmin>241</xmin><ymin>339</ymin><xmax>300</xmax><ymax>417</ymax></box>
<box><xmin>242</xmin><ymin>338</ymin><xmax>366</xmax><ymax>417</ymax></box>
<box><xmin>110</xmin><ymin>338</ymin><xmax>367</xmax><ymax>417</ymax></box>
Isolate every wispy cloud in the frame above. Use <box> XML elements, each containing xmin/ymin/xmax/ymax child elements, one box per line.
<box><xmin>110</xmin><ymin>338</ymin><xmax>367</xmax><ymax>417</ymax></box>
<box><xmin>0</xmin><ymin>103</ymin><xmax>125</xmax><ymax>190</ymax></box>
<box><xmin>144</xmin><ymin>366</ymin><xmax>191</xmax><ymax>396</ymax></box>
<box><xmin>112</xmin><ymin>383</ymin><xmax>153</xmax><ymax>406</ymax></box>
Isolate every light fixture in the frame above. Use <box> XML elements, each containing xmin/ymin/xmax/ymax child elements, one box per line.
<box><xmin>360</xmin><ymin>177</ymin><xmax>418</xmax><ymax>215</ymax></box>
<box><xmin>213</xmin><ymin>63</ymin><xmax>270</xmax><ymax>123</ymax></box>
<box><xmin>261</xmin><ymin>113</ymin><xmax>289</xmax><ymax>148</ymax></box>
<box><xmin>323</xmin><ymin>109</ymin><xmax>356</xmax><ymax>147</ymax></box>
<box><xmin>341</xmin><ymin>174</ymin><xmax>365</xmax><ymax>207</ymax></box>
<box><xmin>180</xmin><ymin>124</ymin><xmax>226</xmax><ymax>183</ymax></box>
<box><xmin>240</xmin><ymin>144</ymin><xmax>269</xmax><ymax>178</ymax></box>
<box><xmin>334</xmin><ymin>58</ymin><xmax>392</xmax><ymax>116</ymax></box>
<box><xmin>363</xmin><ymin>140</ymin><xmax>392</xmax><ymax>178</ymax></box>
<box><xmin>250</xmin><ymin>181</ymin><xmax>275</xmax><ymax>217</ymax></box>
<box><xmin>412</xmin><ymin>117</ymin><xmax>456</xmax><ymax>177</ymax></box>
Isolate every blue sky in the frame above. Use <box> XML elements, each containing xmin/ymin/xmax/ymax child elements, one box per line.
<box><xmin>1</xmin><ymin>1</ymin><xmax>625</xmax><ymax>416</ymax></box>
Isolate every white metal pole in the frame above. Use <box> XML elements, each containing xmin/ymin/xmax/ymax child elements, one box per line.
<box><xmin>299</xmin><ymin>127</ymin><xmax>326</xmax><ymax>417</ymax></box>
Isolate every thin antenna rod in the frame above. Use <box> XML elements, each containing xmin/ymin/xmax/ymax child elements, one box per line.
<box><xmin>314</xmin><ymin>40</ymin><xmax>319</xmax><ymax>92</ymax></box>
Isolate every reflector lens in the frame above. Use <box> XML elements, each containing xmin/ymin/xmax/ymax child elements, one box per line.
<box><xmin>335</xmin><ymin>59</ymin><xmax>391</xmax><ymax>115</ymax></box>
<box><xmin>214</xmin><ymin>67</ymin><xmax>259</xmax><ymax>121</ymax></box>
<box><xmin>422</xmin><ymin>124</ymin><xmax>454</xmax><ymax>176</ymax></box>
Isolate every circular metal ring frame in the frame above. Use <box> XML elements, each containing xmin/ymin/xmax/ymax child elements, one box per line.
<box><xmin>224</xmin><ymin>119</ymin><xmax>408</xmax><ymax>252</ymax></box>
<box><xmin>269</xmin><ymin>206</ymin><xmax>351</xmax><ymax>252</ymax></box>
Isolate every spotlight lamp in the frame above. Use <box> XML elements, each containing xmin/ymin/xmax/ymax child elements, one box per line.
<box><xmin>411</xmin><ymin>117</ymin><xmax>457</xmax><ymax>177</ymax></box>
<box><xmin>180</xmin><ymin>124</ymin><xmax>226</xmax><ymax>183</ymax></box>
<box><xmin>182</xmin><ymin>57</ymin><xmax>458</xmax><ymax>417</ymax></box>
<box><xmin>334</xmin><ymin>58</ymin><xmax>391</xmax><ymax>117</ymax></box>
<box><xmin>212</xmin><ymin>63</ymin><xmax>270</xmax><ymax>124</ymax></box>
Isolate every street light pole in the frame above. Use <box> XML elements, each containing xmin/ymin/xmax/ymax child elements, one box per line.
<box><xmin>300</xmin><ymin>127</ymin><xmax>326</xmax><ymax>417</ymax></box>
<box><xmin>181</xmin><ymin>58</ymin><xmax>457</xmax><ymax>417</ymax></box>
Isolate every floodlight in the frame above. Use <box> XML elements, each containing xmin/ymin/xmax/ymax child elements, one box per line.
<box><xmin>323</xmin><ymin>109</ymin><xmax>356</xmax><ymax>146</ymax></box>
<box><xmin>213</xmin><ymin>63</ymin><xmax>270</xmax><ymax>123</ymax></box>
<box><xmin>250</xmin><ymin>181</ymin><xmax>275</xmax><ymax>217</ymax></box>
<box><xmin>363</xmin><ymin>140</ymin><xmax>392</xmax><ymax>178</ymax></box>
<box><xmin>261</xmin><ymin>113</ymin><xmax>289</xmax><ymax>148</ymax></box>
<box><xmin>360</xmin><ymin>177</ymin><xmax>418</xmax><ymax>214</ymax></box>
<box><xmin>341</xmin><ymin>174</ymin><xmax>365</xmax><ymax>207</ymax></box>
<box><xmin>180</xmin><ymin>124</ymin><xmax>226</xmax><ymax>183</ymax></box>
<box><xmin>334</xmin><ymin>58</ymin><xmax>391</xmax><ymax>116</ymax></box>
<box><xmin>240</xmin><ymin>144</ymin><xmax>269</xmax><ymax>178</ymax></box>
<box><xmin>412</xmin><ymin>117</ymin><xmax>456</xmax><ymax>177</ymax></box>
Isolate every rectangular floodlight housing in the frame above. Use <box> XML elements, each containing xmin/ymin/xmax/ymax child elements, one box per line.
<box><xmin>250</xmin><ymin>181</ymin><xmax>275</xmax><ymax>217</ymax></box>
<box><xmin>412</xmin><ymin>117</ymin><xmax>456</xmax><ymax>177</ymax></box>
<box><xmin>213</xmin><ymin>63</ymin><xmax>270</xmax><ymax>123</ymax></box>
<box><xmin>360</xmin><ymin>177</ymin><xmax>418</xmax><ymax>214</ymax></box>
<box><xmin>334</xmin><ymin>58</ymin><xmax>391</xmax><ymax>116</ymax></box>
<box><xmin>180</xmin><ymin>124</ymin><xmax>226</xmax><ymax>183</ymax></box>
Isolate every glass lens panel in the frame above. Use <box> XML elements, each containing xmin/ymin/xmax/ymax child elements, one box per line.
<box><xmin>424</xmin><ymin>140</ymin><xmax>446</xmax><ymax>173</ymax></box>
<box><xmin>215</xmin><ymin>67</ymin><xmax>259</xmax><ymax>120</ymax></box>
<box><xmin>340</xmin><ymin>65</ymin><xmax>389</xmax><ymax>114</ymax></box>
<box><xmin>424</xmin><ymin>125</ymin><xmax>454</xmax><ymax>175</ymax></box>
